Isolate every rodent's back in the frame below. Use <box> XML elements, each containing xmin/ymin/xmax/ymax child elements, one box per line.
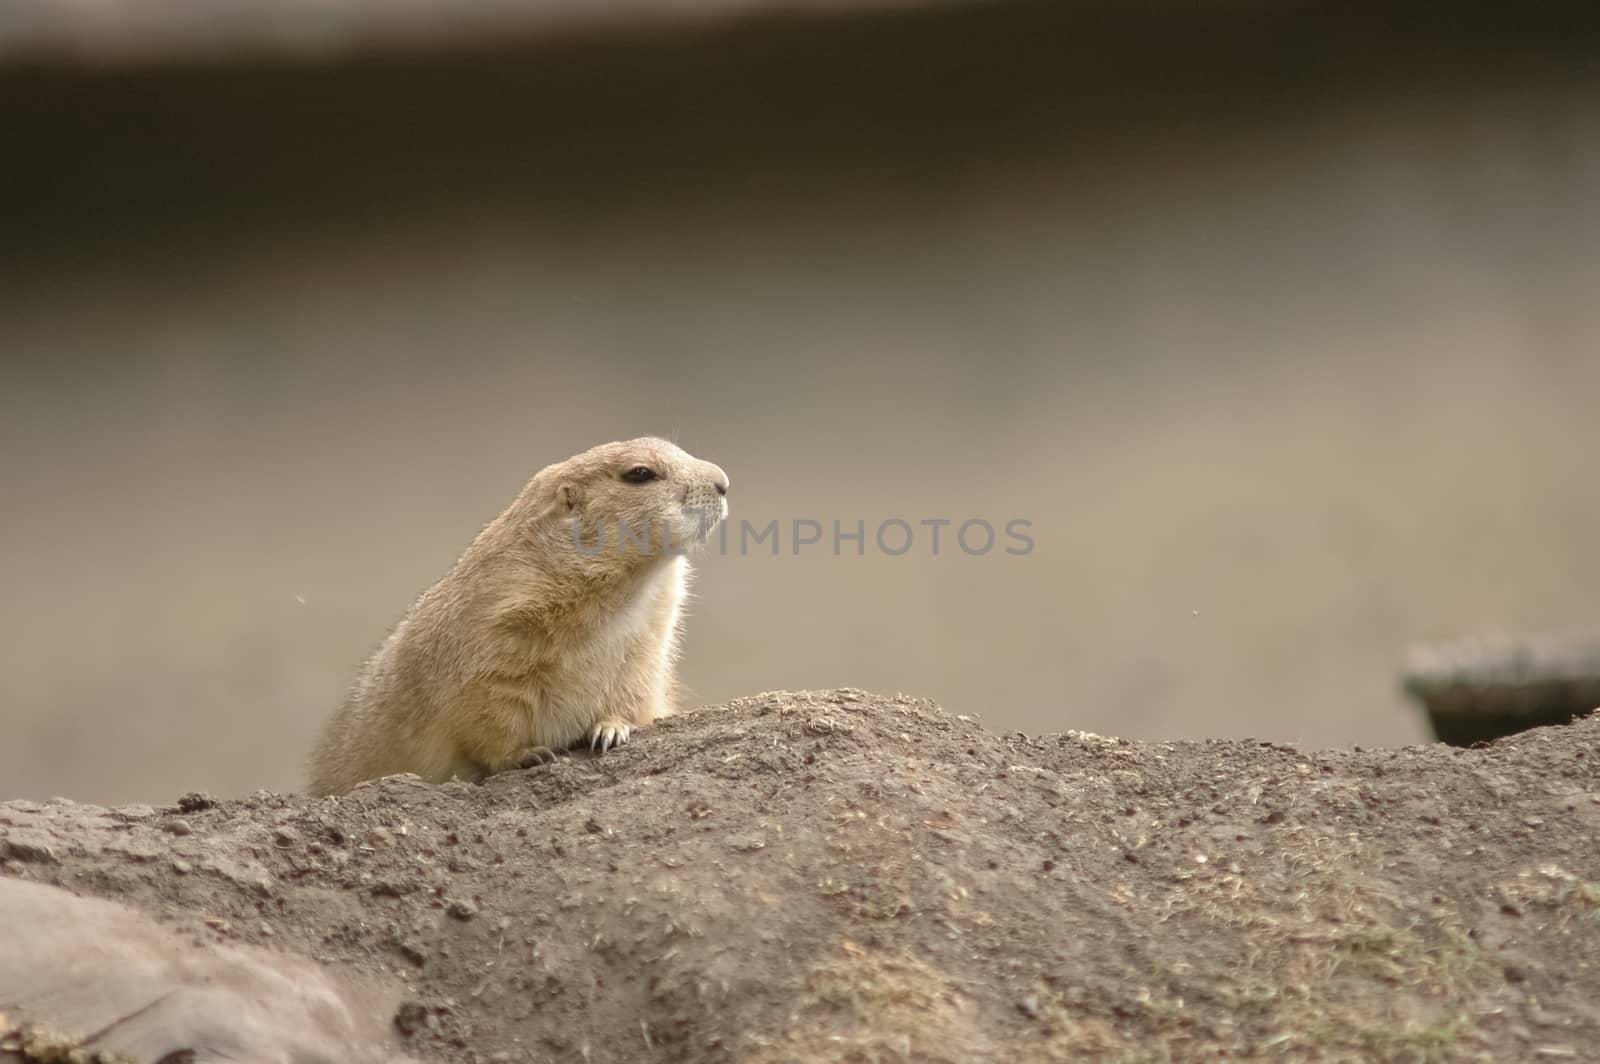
<box><xmin>306</xmin><ymin>618</ymin><xmax>423</xmax><ymax>796</ymax></box>
<box><xmin>307</xmin><ymin>584</ymin><xmax>470</xmax><ymax>795</ymax></box>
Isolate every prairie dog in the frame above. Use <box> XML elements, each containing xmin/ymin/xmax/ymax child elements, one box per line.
<box><xmin>307</xmin><ymin>438</ymin><xmax>729</xmax><ymax>796</ymax></box>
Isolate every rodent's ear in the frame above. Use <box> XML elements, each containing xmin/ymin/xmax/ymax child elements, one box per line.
<box><xmin>556</xmin><ymin>482</ymin><xmax>582</xmax><ymax>512</ymax></box>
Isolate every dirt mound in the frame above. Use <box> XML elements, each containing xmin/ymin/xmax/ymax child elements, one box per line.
<box><xmin>4</xmin><ymin>690</ymin><xmax>1599</xmax><ymax>1063</ymax></box>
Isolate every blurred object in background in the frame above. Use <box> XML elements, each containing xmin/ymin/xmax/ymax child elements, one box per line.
<box><xmin>3</xmin><ymin>1</ymin><xmax>1600</xmax><ymax>802</ymax></box>
<box><xmin>1402</xmin><ymin>634</ymin><xmax>1600</xmax><ymax>746</ymax></box>
<box><xmin>0</xmin><ymin>0</ymin><xmax>916</xmax><ymax>66</ymax></box>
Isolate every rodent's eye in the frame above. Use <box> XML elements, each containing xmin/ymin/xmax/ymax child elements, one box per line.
<box><xmin>620</xmin><ymin>466</ymin><xmax>658</xmax><ymax>484</ymax></box>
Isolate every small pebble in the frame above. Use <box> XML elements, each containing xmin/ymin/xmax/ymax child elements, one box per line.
<box><xmin>177</xmin><ymin>791</ymin><xmax>216</xmax><ymax>813</ymax></box>
<box><xmin>393</xmin><ymin>1002</ymin><xmax>429</xmax><ymax>1038</ymax></box>
<box><xmin>165</xmin><ymin>819</ymin><xmax>194</xmax><ymax>837</ymax></box>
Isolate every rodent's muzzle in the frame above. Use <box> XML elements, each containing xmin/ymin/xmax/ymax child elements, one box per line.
<box><xmin>681</xmin><ymin>462</ymin><xmax>730</xmax><ymax>538</ymax></box>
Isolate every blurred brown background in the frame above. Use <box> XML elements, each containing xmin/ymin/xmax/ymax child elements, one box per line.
<box><xmin>3</xmin><ymin>2</ymin><xmax>1598</xmax><ymax>803</ymax></box>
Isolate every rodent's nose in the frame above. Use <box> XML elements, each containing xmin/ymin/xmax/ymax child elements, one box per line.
<box><xmin>714</xmin><ymin>478</ymin><xmax>728</xmax><ymax>497</ymax></box>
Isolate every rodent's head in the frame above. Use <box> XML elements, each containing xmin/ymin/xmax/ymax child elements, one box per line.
<box><xmin>542</xmin><ymin>437</ymin><xmax>729</xmax><ymax>561</ymax></box>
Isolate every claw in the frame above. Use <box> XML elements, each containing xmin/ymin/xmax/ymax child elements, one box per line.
<box><xmin>516</xmin><ymin>746</ymin><xmax>557</xmax><ymax>770</ymax></box>
<box><xmin>587</xmin><ymin>723</ymin><xmax>630</xmax><ymax>754</ymax></box>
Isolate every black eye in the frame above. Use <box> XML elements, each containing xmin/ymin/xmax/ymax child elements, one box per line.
<box><xmin>621</xmin><ymin>466</ymin><xmax>657</xmax><ymax>484</ymax></box>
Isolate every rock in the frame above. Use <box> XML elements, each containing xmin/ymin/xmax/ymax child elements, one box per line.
<box><xmin>1403</xmin><ymin>634</ymin><xmax>1600</xmax><ymax>745</ymax></box>
<box><xmin>0</xmin><ymin>878</ymin><xmax>413</xmax><ymax>1062</ymax></box>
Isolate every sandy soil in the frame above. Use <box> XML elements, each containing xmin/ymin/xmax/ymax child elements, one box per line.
<box><xmin>3</xmin><ymin>689</ymin><xmax>1599</xmax><ymax>1062</ymax></box>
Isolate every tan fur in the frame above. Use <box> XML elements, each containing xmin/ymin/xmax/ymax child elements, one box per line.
<box><xmin>307</xmin><ymin>438</ymin><xmax>728</xmax><ymax>796</ymax></box>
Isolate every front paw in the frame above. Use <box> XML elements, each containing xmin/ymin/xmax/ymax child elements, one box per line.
<box><xmin>586</xmin><ymin>721</ymin><xmax>631</xmax><ymax>754</ymax></box>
